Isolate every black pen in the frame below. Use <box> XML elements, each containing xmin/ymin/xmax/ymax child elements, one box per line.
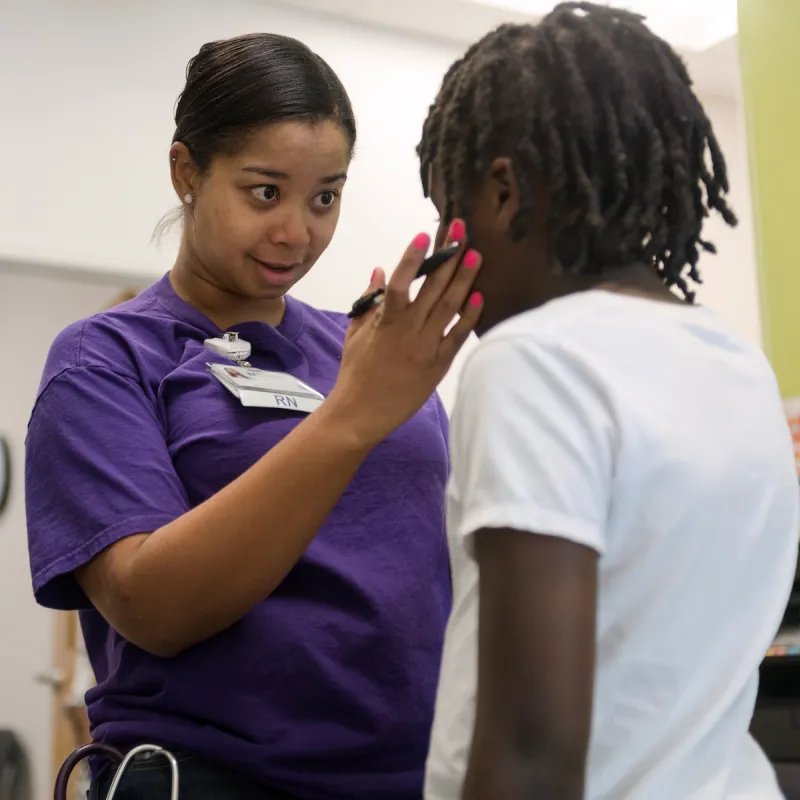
<box><xmin>347</xmin><ymin>242</ymin><xmax>461</xmax><ymax>319</ymax></box>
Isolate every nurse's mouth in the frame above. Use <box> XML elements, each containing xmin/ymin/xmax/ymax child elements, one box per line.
<box><xmin>252</xmin><ymin>257</ymin><xmax>302</xmax><ymax>287</ymax></box>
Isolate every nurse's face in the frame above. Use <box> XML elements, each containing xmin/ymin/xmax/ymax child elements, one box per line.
<box><xmin>180</xmin><ymin>120</ymin><xmax>351</xmax><ymax>300</ymax></box>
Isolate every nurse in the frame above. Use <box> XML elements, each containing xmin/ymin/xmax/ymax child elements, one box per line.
<box><xmin>25</xmin><ymin>32</ymin><xmax>482</xmax><ymax>800</ymax></box>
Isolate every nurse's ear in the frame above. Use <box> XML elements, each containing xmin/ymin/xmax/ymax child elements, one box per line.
<box><xmin>170</xmin><ymin>142</ymin><xmax>200</xmax><ymax>208</ymax></box>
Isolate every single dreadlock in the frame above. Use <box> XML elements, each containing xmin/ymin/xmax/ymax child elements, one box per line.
<box><xmin>417</xmin><ymin>1</ymin><xmax>737</xmax><ymax>302</ymax></box>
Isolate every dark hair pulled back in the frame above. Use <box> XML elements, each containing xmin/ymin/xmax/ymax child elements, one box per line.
<box><xmin>174</xmin><ymin>32</ymin><xmax>356</xmax><ymax>170</ymax></box>
<box><xmin>154</xmin><ymin>33</ymin><xmax>356</xmax><ymax>240</ymax></box>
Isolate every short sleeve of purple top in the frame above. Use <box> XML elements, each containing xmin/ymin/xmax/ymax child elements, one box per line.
<box><xmin>25</xmin><ymin>274</ymin><xmax>452</xmax><ymax>800</ymax></box>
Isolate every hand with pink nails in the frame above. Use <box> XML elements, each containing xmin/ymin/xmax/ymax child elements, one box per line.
<box><xmin>326</xmin><ymin>219</ymin><xmax>483</xmax><ymax>449</ymax></box>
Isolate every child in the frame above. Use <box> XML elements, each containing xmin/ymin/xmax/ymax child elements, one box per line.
<box><xmin>417</xmin><ymin>3</ymin><xmax>799</xmax><ymax>799</ymax></box>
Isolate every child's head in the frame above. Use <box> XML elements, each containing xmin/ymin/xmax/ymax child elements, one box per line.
<box><xmin>418</xmin><ymin>2</ymin><xmax>738</xmax><ymax>332</ymax></box>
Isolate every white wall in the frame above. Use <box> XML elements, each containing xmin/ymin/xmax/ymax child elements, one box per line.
<box><xmin>0</xmin><ymin>1</ymin><xmax>758</xmax><ymax>796</ymax></box>
<box><xmin>0</xmin><ymin>271</ymin><xmax>129</xmax><ymax>800</ymax></box>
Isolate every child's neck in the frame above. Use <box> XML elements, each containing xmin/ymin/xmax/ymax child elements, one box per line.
<box><xmin>590</xmin><ymin>263</ymin><xmax>688</xmax><ymax>306</ymax></box>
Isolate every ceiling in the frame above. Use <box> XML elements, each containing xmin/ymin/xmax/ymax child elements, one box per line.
<box><xmin>273</xmin><ymin>0</ymin><xmax>741</xmax><ymax>99</ymax></box>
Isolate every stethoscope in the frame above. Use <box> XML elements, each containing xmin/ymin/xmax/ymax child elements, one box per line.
<box><xmin>54</xmin><ymin>742</ymin><xmax>179</xmax><ymax>800</ymax></box>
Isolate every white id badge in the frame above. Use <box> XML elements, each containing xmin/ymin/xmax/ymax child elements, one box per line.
<box><xmin>208</xmin><ymin>363</ymin><xmax>325</xmax><ymax>413</ymax></box>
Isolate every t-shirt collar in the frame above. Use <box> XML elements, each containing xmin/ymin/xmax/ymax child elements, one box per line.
<box><xmin>152</xmin><ymin>272</ymin><xmax>305</xmax><ymax>345</ymax></box>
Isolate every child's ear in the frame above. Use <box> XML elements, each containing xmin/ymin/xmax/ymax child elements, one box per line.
<box><xmin>486</xmin><ymin>157</ymin><xmax>519</xmax><ymax>235</ymax></box>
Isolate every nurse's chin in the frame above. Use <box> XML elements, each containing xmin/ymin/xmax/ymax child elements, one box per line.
<box><xmin>253</xmin><ymin>260</ymin><xmax>303</xmax><ymax>290</ymax></box>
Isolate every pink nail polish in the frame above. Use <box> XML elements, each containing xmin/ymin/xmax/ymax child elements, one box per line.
<box><xmin>469</xmin><ymin>292</ymin><xmax>483</xmax><ymax>308</ymax></box>
<box><xmin>370</xmin><ymin>269</ymin><xmax>377</xmax><ymax>283</ymax></box>
<box><xmin>450</xmin><ymin>220</ymin><xmax>465</xmax><ymax>242</ymax></box>
<box><xmin>463</xmin><ymin>249</ymin><xmax>479</xmax><ymax>269</ymax></box>
<box><xmin>413</xmin><ymin>232</ymin><xmax>431</xmax><ymax>250</ymax></box>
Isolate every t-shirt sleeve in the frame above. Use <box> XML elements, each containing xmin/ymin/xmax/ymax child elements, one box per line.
<box><xmin>449</xmin><ymin>335</ymin><xmax>615</xmax><ymax>555</ymax></box>
<box><xmin>26</xmin><ymin>365</ymin><xmax>191</xmax><ymax>610</ymax></box>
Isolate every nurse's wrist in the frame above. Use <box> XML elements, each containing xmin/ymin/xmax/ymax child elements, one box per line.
<box><xmin>316</xmin><ymin>393</ymin><xmax>383</xmax><ymax>453</ymax></box>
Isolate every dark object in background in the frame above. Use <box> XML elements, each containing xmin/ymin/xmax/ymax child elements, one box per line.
<box><xmin>0</xmin><ymin>436</ymin><xmax>10</xmax><ymax>518</ymax></box>
<box><xmin>0</xmin><ymin>729</ymin><xmax>30</xmax><ymax>800</ymax></box>
<box><xmin>751</xmin><ymin>556</ymin><xmax>800</xmax><ymax>798</ymax></box>
<box><xmin>780</xmin><ymin>558</ymin><xmax>800</xmax><ymax>628</ymax></box>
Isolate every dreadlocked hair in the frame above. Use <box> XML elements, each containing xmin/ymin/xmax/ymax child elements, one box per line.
<box><xmin>417</xmin><ymin>1</ymin><xmax>738</xmax><ymax>302</ymax></box>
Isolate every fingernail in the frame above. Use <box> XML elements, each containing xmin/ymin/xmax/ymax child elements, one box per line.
<box><xmin>413</xmin><ymin>232</ymin><xmax>431</xmax><ymax>250</ymax></box>
<box><xmin>450</xmin><ymin>220</ymin><xmax>465</xmax><ymax>242</ymax></box>
<box><xmin>463</xmin><ymin>249</ymin><xmax>480</xmax><ymax>269</ymax></box>
<box><xmin>469</xmin><ymin>292</ymin><xmax>484</xmax><ymax>308</ymax></box>
<box><xmin>370</xmin><ymin>269</ymin><xmax>377</xmax><ymax>283</ymax></box>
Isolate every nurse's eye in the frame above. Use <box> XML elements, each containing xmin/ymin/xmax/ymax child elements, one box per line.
<box><xmin>313</xmin><ymin>190</ymin><xmax>340</xmax><ymax>210</ymax></box>
<box><xmin>251</xmin><ymin>185</ymin><xmax>279</xmax><ymax>203</ymax></box>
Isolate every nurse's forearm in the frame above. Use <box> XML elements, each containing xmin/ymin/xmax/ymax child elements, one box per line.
<box><xmin>77</xmin><ymin>399</ymin><xmax>375</xmax><ymax>657</ymax></box>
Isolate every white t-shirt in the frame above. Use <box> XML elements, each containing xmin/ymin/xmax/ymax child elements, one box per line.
<box><xmin>426</xmin><ymin>291</ymin><xmax>799</xmax><ymax>800</ymax></box>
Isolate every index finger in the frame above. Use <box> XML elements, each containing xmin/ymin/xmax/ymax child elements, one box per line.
<box><xmin>381</xmin><ymin>233</ymin><xmax>432</xmax><ymax>317</ymax></box>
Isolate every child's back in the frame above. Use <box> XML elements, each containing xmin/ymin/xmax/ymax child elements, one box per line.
<box><xmin>427</xmin><ymin>290</ymin><xmax>798</xmax><ymax>799</ymax></box>
<box><xmin>416</xmin><ymin>3</ymin><xmax>798</xmax><ymax>797</ymax></box>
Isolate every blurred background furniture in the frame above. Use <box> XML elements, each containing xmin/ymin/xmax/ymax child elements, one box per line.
<box><xmin>751</xmin><ymin>559</ymin><xmax>800</xmax><ymax>799</ymax></box>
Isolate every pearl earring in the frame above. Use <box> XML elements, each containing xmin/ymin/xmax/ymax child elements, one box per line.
<box><xmin>184</xmin><ymin>193</ymin><xmax>193</xmax><ymax>204</ymax></box>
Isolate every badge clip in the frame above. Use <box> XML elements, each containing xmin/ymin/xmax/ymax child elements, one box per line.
<box><xmin>203</xmin><ymin>332</ymin><xmax>252</xmax><ymax>366</ymax></box>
